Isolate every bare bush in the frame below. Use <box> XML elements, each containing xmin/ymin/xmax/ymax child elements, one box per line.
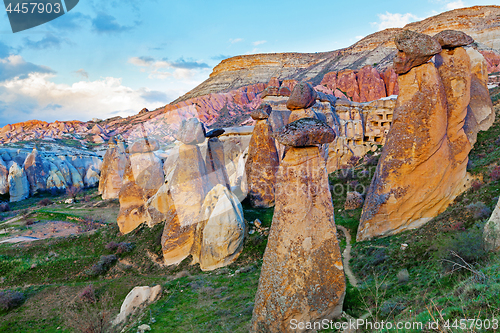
<box><xmin>65</xmin><ymin>292</ymin><xmax>117</xmax><ymax>333</ymax></box>
<box><xmin>38</xmin><ymin>198</ymin><xmax>53</xmax><ymax>207</ymax></box>
<box><xmin>0</xmin><ymin>202</ymin><xmax>10</xmax><ymax>212</ymax></box>
<box><xmin>85</xmin><ymin>255</ymin><xmax>117</xmax><ymax>276</ymax></box>
<box><xmin>66</xmin><ymin>186</ymin><xmax>81</xmax><ymax>201</ymax></box>
<box><xmin>0</xmin><ymin>290</ymin><xmax>25</xmax><ymax>311</ymax></box>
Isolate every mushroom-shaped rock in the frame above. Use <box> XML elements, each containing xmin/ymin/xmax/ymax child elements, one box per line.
<box><xmin>175</xmin><ymin>118</ymin><xmax>206</xmax><ymax>145</ymax></box>
<box><xmin>128</xmin><ymin>138</ymin><xmax>160</xmax><ymax>154</ymax></box>
<box><xmin>433</xmin><ymin>30</ymin><xmax>474</xmax><ymax>49</ymax></box>
<box><xmin>273</xmin><ymin>118</ymin><xmax>336</xmax><ymax>147</ymax></box>
<box><xmin>205</xmin><ymin>128</ymin><xmax>225</xmax><ymax>138</ymax></box>
<box><xmin>286</xmin><ymin>81</ymin><xmax>317</xmax><ymax>110</ymax></box>
<box><xmin>250</xmin><ymin>104</ymin><xmax>272</xmax><ymax>120</ymax></box>
<box><xmin>251</xmin><ymin>146</ymin><xmax>345</xmax><ymax>331</ymax></box>
<box><xmin>393</xmin><ymin>30</ymin><xmax>442</xmax><ymax>74</ymax></box>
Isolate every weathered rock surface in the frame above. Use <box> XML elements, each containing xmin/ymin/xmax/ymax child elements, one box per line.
<box><xmin>8</xmin><ymin>163</ymin><xmax>29</xmax><ymax>202</ymax></box>
<box><xmin>98</xmin><ymin>140</ymin><xmax>128</xmax><ymax>200</ymax></box>
<box><xmin>113</xmin><ymin>285</ymin><xmax>162</xmax><ymax>324</ymax></box>
<box><xmin>250</xmin><ymin>104</ymin><xmax>271</xmax><ymax>120</ymax></box>
<box><xmin>251</xmin><ymin>146</ymin><xmax>345</xmax><ymax>332</ymax></box>
<box><xmin>176</xmin><ymin>118</ymin><xmax>206</xmax><ymax>145</ymax></box>
<box><xmin>357</xmin><ymin>61</ymin><xmax>471</xmax><ymax>241</ymax></box>
<box><xmin>286</xmin><ymin>82</ymin><xmax>317</xmax><ymax>110</ymax></box>
<box><xmin>205</xmin><ymin>137</ymin><xmax>230</xmax><ymax>189</ymax></box>
<box><xmin>0</xmin><ymin>157</ymin><xmax>8</xmax><ymax>194</ymax></box>
<box><xmin>393</xmin><ymin>30</ymin><xmax>442</xmax><ymax>74</ymax></box>
<box><xmin>273</xmin><ymin>118</ymin><xmax>336</xmax><ymax>147</ymax></box>
<box><xmin>128</xmin><ymin>138</ymin><xmax>160</xmax><ymax>154</ymax></box>
<box><xmin>358</xmin><ymin>65</ymin><xmax>387</xmax><ymax>102</ymax></box>
<box><xmin>197</xmin><ymin>184</ymin><xmax>245</xmax><ymax>271</ymax></box>
<box><xmin>484</xmin><ymin>197</ymin><xmax>500</xmax><ymax>252</ymax></box>
<box><xmin>464</xmin><ymin>47</ymin><xmax>495</xmax><ymax>145</ymax></box>
<box><xmin>117</xmin><ymin>151</ymin><xmax>164</xmax><ymax>234</ymax></box>
<box><xmin>245</xmin><ymin>119</ymin><xmax>279</xmax><ymax>208</ymax></box>
<box><xmin>434</xmin><ymin>30</ymin><xmax>474</xmax><ymax>48</ymax></box>
<box><xmin>162</xmin><ymin>143</ymin><xmax>211</xmax><ymax>265</ymax></box>
<box><xmin>24</xmin><ymin>148</ymin><xmax>49</xmax><ymax>195</ymax></box>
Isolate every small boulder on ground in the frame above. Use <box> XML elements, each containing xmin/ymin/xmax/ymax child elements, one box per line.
<box><xmin>112</xmin><ymin>285</ymin><xmax>162</xmax><ymax>325</ymax></box>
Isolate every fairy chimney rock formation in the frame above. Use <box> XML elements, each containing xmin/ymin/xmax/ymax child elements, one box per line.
<box><xmin>251</xmin><ymin>118</ymin><xmax>345</xmax><ymax>332</ymax></box>
<box><xmin>98</xmin><ymin>138</ymin><xmax>128</xmax><ymax>200</ymax></box>
<box><xmin>245</xmin><ymin>104</ymin><xmax>279</xmax><ymax>208</ymax></box>
<box><xmin>161</xmin><ymin>118</ymin><xmax>211</xmax><ymax>265</ymax></box>
<box><xmin>116</xmin><ymin>137</ymin><xmax>164</xmax><ymax>234</ymax></box>
<box><xmin>357</xmin><ymin>30</ymin><xmax>486</xmax><ymax>241</ymax></box>
<box><xmin>205</xmin><ymin>128</ymin><xmax>230</xmax><ymax>190</ymax></box>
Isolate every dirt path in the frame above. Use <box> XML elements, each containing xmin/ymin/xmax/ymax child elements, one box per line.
<box><xmin>337</xmin><ymin>225</ymin><xmax>358</xmax><ymax>288</ymax></box>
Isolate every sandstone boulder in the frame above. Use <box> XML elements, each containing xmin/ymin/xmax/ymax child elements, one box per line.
<box><xmin>393</xmin><ymin>30</ymin><xmax>442</xmax><ymax>74</ymax></box>
<box><xmin>8</xmin><ymin>162</ymin><xmax>29</xmax><ymax>202</ymax></box>
<box><xmin>175</xmin><ymin>118</ymin><xmax>206</xmax><ymax>145</ymax></box>
<box><xmin>251</xmin><ymin>146</ymin><xmax>345</xmax><ymax>332</ymax></box>
<box><xmin>113</xmin><ymin>285</ymin><xmax>162</xmax><ymax>325</ymax></box>
<box><xmin>484</xmin><ymin>197</ymin><xmax>500</xmax><ymax>252</ymax></box>
<box><xmin>245</xmin><ymin>118</ymin><xmax>279</xmax><ymax>208</ymax></box>
<box><xmin>286</xmin><ymin>82</ymin><xmax>317</xmax><ymax>110</ymax></box>
<box><xmin>250</xmin><ymin>104</ymin><xmax>271</xmax><ymax>120</ymax></box>
<box><xmin>278</xmin><ymin>86</ymin><xmax>291</xmax><ymax>96</ymax></box>
<box><xmin>433</xmin><ymin>30</ymin><xmax>474</xmax><ymax>49</ymax></box>
<box><xmin>336</xmin><ymin>70</ymin><xmax>360</xmax><ymax>102</ymax></box>
<box><xmin>383</xmin><ymin>67</ymin><xmax>399</xmax><ymax>96</ymax></box>
<box><xmin>195</xmin><ymin>184</ymin><xmax>245</xmax><ymax>271</ymax></box>
<box><xmin>273</xmin><ymin>118</ymin><xmax>336</xmax><ymax>147</ymax></box>
<box><xmin>205</xmin><ymin>128</ymin><xmax>225</xmax><ymax>138</ymax></box>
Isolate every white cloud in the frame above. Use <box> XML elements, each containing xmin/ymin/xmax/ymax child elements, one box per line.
<box><xmin>128</xmin><ymin>56</ymin><xmax>210</xmax><ymax>80</ymax></box>
<box><xmin>445</xmin><ymin>0</ymin><xmax>465</xmax><ymax>10</ymax></box>
<box><xmin>252</xmin><ymin>40</ymin><xmax>266</xmax><ymax>46</ymax></box>
<box><xmin>229</xmin><ymin>38</ymin><xmax>243</xmax><ymax>44</ymax></box>
<box><xmin>0</xmin><ymin>72</ymin><xmax>167</xmax><ymax>123</ymax></box>
<box><xmin>374</xmin><ymin>12</ymin><xmax>420</xmax><ymax>31</ymax></box>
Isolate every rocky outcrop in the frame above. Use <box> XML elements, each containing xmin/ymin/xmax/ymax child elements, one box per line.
<box><xmin>393</xmin><ymin>30</ymin><xmax>442</xmax><ymax>74</ymax></box>
<box><xmin>245</xmin><ymin>106</ymin><xmax>279</xmax><ymax>208</ymax></box>
<box><xmin>8</xmin><ymin>163</ymin><xmax>29</xmax><ymax>202</ymax></box>
<box><xmin>98</xmin><ymin>139</ymin><xmax>128</xmax><ymax>200</ymax></box>
<box><xmin>0</xmin><ymin>157</ymin><xmax>8</xmax><ymax>195</ymax></box>
<box><xmin>252</xmin><ymin>121</ymin><xmax>344</xmax><ymax>331</ymax></box>
<box><xmin>24</xmin><ymin>148</ymin><xmax>49</xmax><ymax>194</ymax></box>
<box><xmin>117</xmin><ymin>139</ymin><xmax>164</xmax><ymax>234</ymax></box>
<box><xmin>357</xmin><ymin>31</ymin><xmax>490</xmax><ymax>241</ymax></box>
<box><xmin>195</xmin><ymin>184</ymin><xmax>245</xmax><ymax>271</ymax></box>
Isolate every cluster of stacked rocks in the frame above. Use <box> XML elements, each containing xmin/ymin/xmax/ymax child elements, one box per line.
<box><xmin>357</xmin><ymin>30</ymin><xmax>494</xmax><ymax>241</ymax></box>
<box><xmin>251</xmin><ymin>90</ymin><xmax>346</xmax><ymax>331</ymax></box>
<box><xmin>115</xmin><ymin>118</ymin><xmax>245</xmax><ymax>271</ymax></box>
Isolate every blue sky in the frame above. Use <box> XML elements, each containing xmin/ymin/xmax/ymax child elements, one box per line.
<box><xmin>0</xmin><ymin>0</ymin><xmax>498</xmax><ymax>125</ymax></box>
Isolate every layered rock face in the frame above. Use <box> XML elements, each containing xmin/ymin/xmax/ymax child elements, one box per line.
<box><xmin>357</xmin><ymin>31</ymin><xmax>492</xmax><ymax>241</ymax></box>
<box><xmin>252</xmin><ymin>119</ymin><xmax>344</xmax><ymax>331</ymax></box>
<box><xmin>245</xmin><ymin>105</ymin><xmax>279</xmax><ymax>208</ymax></box>
<box><xmin>0</xmin><ymin>157</ymin><xmax>8</xmax><ymax>195</ymax></box>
